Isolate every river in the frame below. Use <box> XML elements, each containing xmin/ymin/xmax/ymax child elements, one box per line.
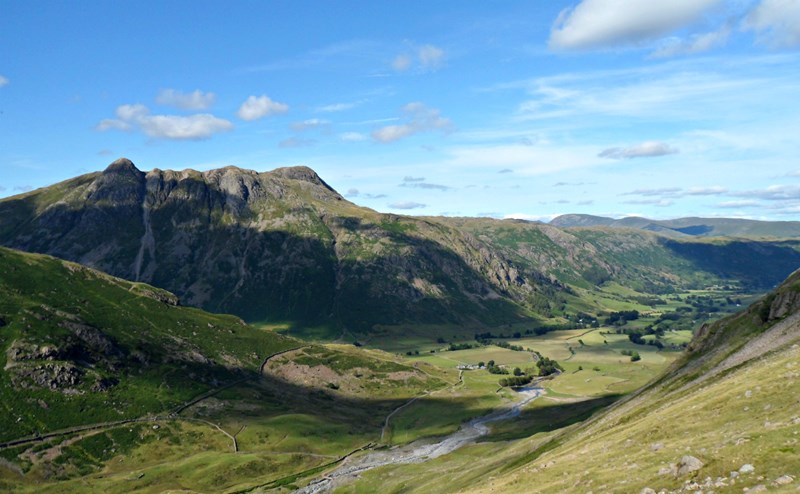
<box><xmin>294</xmin><ymin>386</ymin><xmax>543</xmax><ymax>494</ymax></box>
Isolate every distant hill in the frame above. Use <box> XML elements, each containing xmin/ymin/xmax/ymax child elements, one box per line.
<box><xmin>550</xmin><ymin>213</ymin><xmax>800</xmax><ymax>238</ymax></box>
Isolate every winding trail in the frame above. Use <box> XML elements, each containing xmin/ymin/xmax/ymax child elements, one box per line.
<box><xmin>294</xmin><ymin>386</ymin><xmax>544</xmax><ymax>494</ymax></box>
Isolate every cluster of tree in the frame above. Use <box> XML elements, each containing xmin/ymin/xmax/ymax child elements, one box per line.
<box><xmin>536</xmin><ymin>356</ymin><xmax>563</xmax><ymax>376</ymax></box>
<box><xmin>621</xmin><ymin>349</ymin><xmax>641</xmax><ymax>362</ymax></box>
<box><xmin>499</xmin><ymin>375</ymin><xmax>533</xmax><ymax>387</ymax></box>
<box><xmin>631</xmin><ymin>296</ymin><xmax>667</xmax><ymax>306</ymax></box>
<box><xmin>405</xmin><ymin>350</ymin><xmax>420</xmax><ymax>356</ymax></box>
<box><xmin>474</xmin><ymin>331</ymin><xmax>523</xmax><ymax>340</ymax></box>
<box><xmin>477</xmin><ymin>339</ymin><xmax>527</xmax><ymax>352</ymax></box>
<box><xmin>447</xmin><ymin>342</ymin><xmax>480</xmax><ymax>351</ymax></box>
<box><xmin>604</xmin><ymin>310</ymin><xmax>640</xmax><ymax>326</ymax></box>
<box><xmin>485</xmin><ymin>360</ymin><xmax>510</xmax><ymax>375</ymax></box>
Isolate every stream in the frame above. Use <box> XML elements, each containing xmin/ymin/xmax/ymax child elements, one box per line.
<box><xmin>293</xmin><ymin>386</ymin><xmax>543</xmax><ymax>494</ymax></box>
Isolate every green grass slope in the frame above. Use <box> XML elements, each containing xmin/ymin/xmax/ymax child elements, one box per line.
<box><xmin>333</xmin><ymin>272</ymin><xmax>800</xmax><ymax>494</ymax></box>
<box><xmin>0</xmin><ymin>245</ymin><xmax>296</xmax><ymax>442</ymax></box>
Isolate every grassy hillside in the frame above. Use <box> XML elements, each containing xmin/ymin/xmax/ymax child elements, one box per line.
<box><xmin>0</xmin><ymin>246</ymin><xmax>300</xmax><ymax>441</ymax></box>
<box><xmin>0</xmin><ymin>247</ymin><xmax>459</xmax><ymax>492</ymax></box>
<box><xmin>333</xmin><ymin>271</ymin><xmax>800</xmax><ymax>493</ymax></box>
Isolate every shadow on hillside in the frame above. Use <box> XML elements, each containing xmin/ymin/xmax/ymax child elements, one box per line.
<box><xmin>663</xmin><ymin>238</ymin><xmax>800</xmax><ymax>290</ymax></box>
<box><xmin>0</xmin><ymin>171</ymin><xmax>536</xmax><ymax>332</ymax></box>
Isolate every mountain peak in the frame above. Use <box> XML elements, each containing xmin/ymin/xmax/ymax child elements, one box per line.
<box><xmin>103</xmin><ymin>157</ymin><xmax>141</xmax><ymax>175</ymax></box>
<box><xmin>271</xmin><ymin>165</ymin><xmax>335</xmax><ymax>192</ymax></box>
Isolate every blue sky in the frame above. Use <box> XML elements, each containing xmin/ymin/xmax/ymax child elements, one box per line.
<box><xmin>1</xmin><ymin>0</ymin><xmax>799</xmax><ymax>221</ymax></box>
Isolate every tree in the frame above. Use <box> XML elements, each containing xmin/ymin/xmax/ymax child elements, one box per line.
<box><xmin>513</xmin><ymin>367</ymin><xmax>523</xmax><ymax>376</ymax></box>
<box><xmin>478</xmin><ymin>361</ymin><xmax>485</xmax><ymax>368</ymax></box>
<box><xmin>487</xmin><ymin>360</ymin><xmax>495</xmax><ymax>368</ymax></box>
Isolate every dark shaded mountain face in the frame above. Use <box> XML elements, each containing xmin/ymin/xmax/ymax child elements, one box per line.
<box><xmin>0</xmin><ymin>159</ymin><xmax>556</xmax><ymax>330</ymax></box>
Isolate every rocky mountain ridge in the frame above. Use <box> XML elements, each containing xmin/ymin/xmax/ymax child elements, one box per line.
<box><xmin>3</xmin><ymin>158</ymin><xmax>800</xmax><ymax>334</ymax></box>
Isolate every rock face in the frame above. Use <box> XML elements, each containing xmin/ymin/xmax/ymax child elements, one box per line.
<box><xmin>0</xmin><ymin>159</ymin><xmax>558</xmax><ymax>329</ymax></box>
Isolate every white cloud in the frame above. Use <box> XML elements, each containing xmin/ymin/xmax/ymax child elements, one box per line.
<box><xmin>95</xmin><ymin>103</ymin><xmax>232</xmax><ymax>140</ymax></box>
<box><xmin>372</xmin><ymin>102</ymin><xmax>452</xmax><ymax>143</ymax></box>
<box><xmin>340</xmin><ymin>132</ymin><xmax>367</xmax><ymax>142</ymax></box>
<box><xmin>155</xmin><ymin>89</ymin><xmax>216</xmax><ymax>110</ymax></box>
<box><xmin>505</xmin><ymin>213</ymin><xmax>559</xmax><ymax>222</ymax></box>
<box><xmin>651</xmin><ymin>26</ymin><xmax>731</xmax><ymax>58</ymax></box>
<box><xmin>389</xmin><ymin>201</ymin><xmax>427</xmax><ymax>209</ymax></box>
<box><xmin>624</xmin><ymin>187</ymin><xmax>683</xmax><ymax>197</ymax></box>
<box><xmin>95</xmin><ymin>119</ymin><xmax>131</xmax><ymax>131</ymax></box>
<box><xmin>686</xmin><ymin>186</ymin><xmax>728</xmax><ymax>195</ymax></box>
<box><xmin>598</xmin><ymin>141</ymin><xmax>678</xmax><ymax>159</ymax></box>
<box><xmin>622</xmin><ymin>198</ymin><xmax>675</xmax><ymax>207</ymax></box>
<box><xmin>317</xmin><ymin>102</ymin><xmax>358</xmax><ymax>112</ymax></box>
<box><xmin>392</xmin><ymin>44</ymin><xmax>445</xmax><ymax>72</ymax></box>
<box><xmin>237</xmin><ymin>95</ymin><xmax>289</xmax><ymax>121</ymax></box>
<box><xmin>116</xmin><ymin>103</ymin><xmax>149</xmax><ymax>121</ymax></box>
<box><xmin>290</xmin><ymin>119</ymin><xmax>329</xmax><ymax>131</ymax></box>
<box><xmin>549</xmin><ymin>0</ymin><xmax>723</xmax><ymax>50</ymax></box>
<box><xmin>743</xmin><ymin>0</ymin><xmax>800</xmax><ymax>48</ymax></box>
<box><xmin>734</xmin><ymin>184</ymin><xmax>800</xmax><ymax>200</ymax></box>
<box><xmin>717</xmin><ymin>200</ymin><xmax>762</xmax><ymax>208</ymax></box>
<box><xmin>139</xmin><ymin>114</ymin><xmax>232</xmax><ymax>140</ymax></box>
<box><xmin>0</xmin><ymin>75</ymin><xmax>8</xmax><ymax>87</ymax></box>
<box><xmin>419</xmin><ymin>44</ymin><xmax>445</xmax><ymax>69</ymax></box>
<box><xmin>392</xmin><ymin>54</ymin><xmax>412</xmax><ymax>72</ymax></box>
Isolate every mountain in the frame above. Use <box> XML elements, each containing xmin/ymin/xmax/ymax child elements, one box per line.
<box><xmin>551</xmin><ymin>213</ymin><xmax>800</xmax><ymax>238</ymax></box>
<box><xmin>0</xmin><ymin>159</ymin><xmax>558</xmax><ymax>332</ymax></box>
<box><xmin>3</xmin><ymin>159</ymin><xmax>800</xmax><ymax>337</ymax></box>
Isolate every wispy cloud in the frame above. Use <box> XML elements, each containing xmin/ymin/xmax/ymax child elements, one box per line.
<box><xmin>599</xmin><ymin>141</ymin><xmax>678</xmax><ymax>159</ymax></box>
<box><xmin>317</xmin><ymin>101</ymin><xmax>359</xmax><ymax>113</ymax></box>
<box><xmin>0</xmin><ymin>75</ymin><xmax>8</xmax><ymax>87</ymax></box>
<box><xmin>372</xmin><ymin>103</ymin><xmax>452</xmax><ymax>143</ymax></box>
<box><xmin>733</xmin><ymin>184</ymin><xmax>800</xmax><ymax>200</ymax></box>
<box><xmin>290</xmin><ymin>119</ymin><xmax>329</xmax><ymax>132</ymax></box>
<box><xmin>392</xmin><ymin>54</ymin><xmax>412</xmax><ymax>72</ymax></box>
<box><xmin>96</xmin><ymin>103</ymin><xmax>233</xmax><ymax>140</ymax></box>
<box><xmin>651</xmin><ymin>25</ymin><xmax>731</xmax><ymax>58</ymax></box>
<box><xmin>279</xmin><ymin>137</ymin><xmax>316</xmax><ymax>148</ymax></box>
<box><xmin>238</xmin><ymin>95</ymin><xmax>289</xmax><ymax>121</ymax></box>
<box><xmin>498</xmin><ymin>168</ymin><xmax>513</xmax><ymax>174</ymax></box>
<box><xmin>156</xmin><ymin>89</ymin><xmax>216</xmax><ymax>110</ymax></box>
<box><xmin>389</xmin><ymin>201</ymin><xmax>426</xmax><ymax>209</ymax></box>
<box><xmin>392</xmin><ymin>44</ymin><xmax>446</xmax><ymax>72</ymax></box>
<box><xmin>622</xmin><ymin>198</ymin><xmax>675</xmax><ymax>207</ymax></box>
<box><xmin>743</xmin><ymin>0</ymin><xmax>800</xmax><ymax>48</ymax></box>
<box><xmin>340</xmin><ymin>132</ymin><xmax>367</xmax><ymax>142</ymax></box>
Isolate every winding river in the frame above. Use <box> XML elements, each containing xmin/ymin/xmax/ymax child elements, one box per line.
<box><xmin>294</xmin><ymin>386</ymin><xmax>543</xmax><ymax>494</ymax></box>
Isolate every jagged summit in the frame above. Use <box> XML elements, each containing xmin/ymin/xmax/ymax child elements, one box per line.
<box><xmin>103</xmin><ymin>157</ymin><xmax>141</xmax><ymax>175</ymax></box>
<box><xmin>271</xmin><ymin>165</ymin><xmax>335</xmax><ymax>191</ymax></box>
